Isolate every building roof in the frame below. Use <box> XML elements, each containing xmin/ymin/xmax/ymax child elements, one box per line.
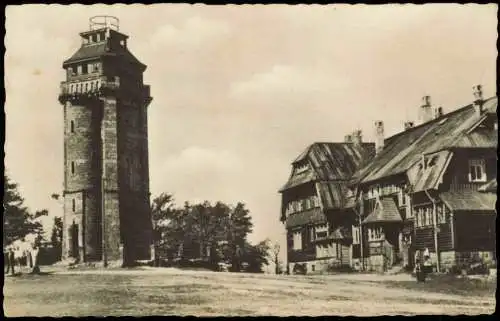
<box><xmin>315</xmin><ymin>181</ymin><xmax>351</xmax><ymax>210</ymax></box>
<box><xmin>279</xmin><ymin>168</ymin><xmax>317</xmax><ymax>191</ymax></box>
<box><xmin>362</xmin><ymin>197</ymin><xmax>402</xmax><ymax>224</ymax></box>
<box><xmin>440</xmin><ymin>191</ymin><xmax>496</xmax><ymax>212</ymax></box>
<box><xmin>353</xmin><ymin>97</ymin><xmax>497</xmax><ymax>186</ymax></box>
<box><xmin>478</xmin><ymin>179</ymin><xmax>497</xmax><ymax>193</ymax></box>
<box><xmin>280</xmin><ymin>142</ymin><xmax>374</xmax><ymax>190</ymax></box>
<box><xmin>407</xmin><ymin>150</ymin><xmax>454</xmax><ymax>193</ymax></box>
<box><xmin>63</xmin><ymin>41</ymin><xmax>146</xmax><ymax>69</ymax></box>
<box><xmin>285</xmin><ymin>208</ymin><xmax>326</xmax><ymax>229</ymax></box>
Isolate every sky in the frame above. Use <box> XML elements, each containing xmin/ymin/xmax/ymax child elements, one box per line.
<box><xmin>4</xmin><ymin>4</ymin><xmax>497</xmax><ymax>263</ymax></box>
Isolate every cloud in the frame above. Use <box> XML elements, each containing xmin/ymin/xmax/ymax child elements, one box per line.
<box><xmin>149</xmin><ymin>16</ymin><xmax>231</xmax><ymax>49</ymax></box>
<box><xmin>160</xmin><ymin>146</ymin><xmax>242</xmax><ymax>174</ymax></box>
<box><xmin>152</xmin><ymin>146</ymin><xmax>245</xmax><ymax>204</ymax></box>
<box><xmin>229</xmin><ymin>65</ymin><xmax>349</xmax><ymax>99</ymax></box>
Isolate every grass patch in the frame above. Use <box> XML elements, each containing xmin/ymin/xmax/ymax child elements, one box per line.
<box><xmin>381</xmin><ymin>274</ymin><xmax>496</xmax><ymax>297</ymax></box>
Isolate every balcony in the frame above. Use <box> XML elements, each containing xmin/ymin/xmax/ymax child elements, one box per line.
<box><xmin>58</xmin><ymin>76</ymin><xmax>121</xmax><ymax>104</ymax></box>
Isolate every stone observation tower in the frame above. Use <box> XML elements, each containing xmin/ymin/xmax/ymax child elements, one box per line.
<box><xmin>58</xmin><ymin>16</ymin><xmax>153</xmax><ymax>266</ymax></box>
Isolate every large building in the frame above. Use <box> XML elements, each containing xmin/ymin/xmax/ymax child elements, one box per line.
<box><xmin>279</xmin><ymin>138</ymin><xmax>375</xmax><ymax>274</ymax></box>
<box><xmin>281</xmin><ymin>85</ymin><xmax>497</xmax><ymax>274</ymax></box>
<box><xmin>58</xmin><ymin>16</ymin><xmax>153</xmax><ymax>266</ymax></box>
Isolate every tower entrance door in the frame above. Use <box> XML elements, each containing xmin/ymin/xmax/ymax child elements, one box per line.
<box><xmin>68</xmin><ymin>222</ymin><xmax>79</xmax><ymax>260</ymax></box>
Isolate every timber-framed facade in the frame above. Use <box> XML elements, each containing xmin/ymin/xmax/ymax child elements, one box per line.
<box><xmin>280</xmin><ymin>85</ymin><xmax>497</xmax><ymax>274</ymax></box>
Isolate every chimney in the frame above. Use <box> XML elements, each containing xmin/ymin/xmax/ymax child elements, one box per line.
<box><xmin>351</xmin><ymin>130</ymin><xmax>362</xmax><ymax>146</ymax></box>
<box><xmin>433</xmin><ymin>106</ymin><xmax>444</xmax><ymax>119</ymax></box>
<box><xmin>374</xmin><ymin>121</ymin><xmax>384</xmax><ymax>154</ymax></box>
<box><xmin>419</xmin><ymin>95</ymin><xmax>433</xmax><ymax>124</ymax></box>
<box><xmin>344</xmin><ymin>134</ymin><xmax>353</xmax><ymax>143</ymax></box>
<box><xmin>473</xmin><ymin>84</ymin><xmax>484</xmax><ymax>117</ymax></box>
<box><xmin>404</xmin><ymin>121</ymin><xmax>415</xmax><ymax>131</ymax></box>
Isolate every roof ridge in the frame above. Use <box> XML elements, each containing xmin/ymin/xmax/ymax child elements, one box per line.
<box><xmin>386</xmin><ymin>96</ymin><xmax>496</xmax><ymax>142</ymax></box>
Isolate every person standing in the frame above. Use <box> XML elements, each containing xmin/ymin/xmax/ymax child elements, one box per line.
<box><xmin>8</xmin><ymin>246</ymin><xmax>16</xmax><ymax>276</ymax></box>
<box><xmin>31</xmin><ymin>243</ymin><xmax>40</xmax><ymax>274</ymax></box>
<box><xmin>14</xmin><ymin>246</ymin><xmax>23</xmax><ymax>273</ymax></box>
<box><xmin>4</xmin><ymin>246</ymin><xmax>11</xmax><ymax>274</ymax></box>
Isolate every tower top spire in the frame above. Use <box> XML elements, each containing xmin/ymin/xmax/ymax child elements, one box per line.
<box><xmin>89</xmin><ymin>15</ymin><xmax>120</xmax><ymax>32</ymax></box>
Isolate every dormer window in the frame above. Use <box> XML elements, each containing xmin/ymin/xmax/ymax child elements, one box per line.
<box><xmin>468</xmin><ymin>159</ymin><xmax>486</xmax><ymax>182</ymax></box>
<box><xmin>295</xmin><ymin>163</ymin><xmax>308</xmax><ymax>174</ymax></box>
<box><xmin>428</xmin><ymin>155</ymin><xmax>438</xmax><ymax>167</ymax></box>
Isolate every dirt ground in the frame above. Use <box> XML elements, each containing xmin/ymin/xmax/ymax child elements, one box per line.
<box><xmin>3</xmin><ymin>267</ymin><xmax>496</xmax><ymax>316</ymax></box>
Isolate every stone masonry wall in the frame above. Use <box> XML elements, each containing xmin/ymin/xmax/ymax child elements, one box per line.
<box><xmin>102</xmin><ymin>98</ymin><xmax>122</xmax><ymax>262</ymax></box>
<box><xmin>117</xmin><ymin>100</ymin><xmax>152</xmax><ymax>261</ymax></box>
<box><xmin>63</xmin><ymin>101</ymin><xmax>101</xmax><ymax>262</ymax></box>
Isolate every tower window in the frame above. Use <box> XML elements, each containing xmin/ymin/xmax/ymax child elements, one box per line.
<box><xmin>72</xmin><ymin>199</ymin><xmax>76</xmax><ymax>212</ymax></box>
<box><xmin>71</xmin><ymin>161</ymin><xmax>75</xmax><ymax>175</ymax></box>
<box><xmin>70</xmin><ymin>120</ymin><xmax>75</xmax><ymax>133</ymax></box>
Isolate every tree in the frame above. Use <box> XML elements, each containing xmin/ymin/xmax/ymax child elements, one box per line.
<box><xmin>272</xmin><ymin>242</ymin><xmax>283</xmax><ymax>274</ymax></box>
<box><xmin>227</xmin><ymin>202</ymin><xmax>253</xmax><ymax>272</ymax></box>
<box><xmin>150</xmin><ymin>193</ymin><xmax>177</xmax><ymax>266</ymax></box>
<box><xmin>242</xmin><ymin>239</ymin><xmax>271</xmax><ymax>273</ymax></box>
<box><xmin>50</xmin><ymin>216</ymin><xmax>63</xmax><ymax>261</ymax></box>
<box><xmin>3</xmin><ymin>174</ymin><xmax>47</xmax><ymax>247</ymax></box>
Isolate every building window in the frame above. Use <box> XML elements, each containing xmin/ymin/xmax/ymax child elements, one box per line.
<box><xmin>310</xmin><ymin>227</ymin><xmax>315</xmax><ymax>242</ymax></box>
<box><xmin>311</xmin><ymin>265</ymin><xmax>315</xmax><ymax>272</ymax></box>
<box><xmin>71</xmin><ymin>161</ymin><xmax>75</xmax><ymax>175</ymax></box>
<box><xmin>368</xmin><ymin>227</ymin><xmax>383</xmax><ymax>241</ymax></box>
<box><xmin>72</xmin><ymin>199</ymin><xmax>76</xmax><ymax>212</ymax></box>
<box><xmin>469</xmin><ymin>159</ymin><xmax>486</xmax><ymax>182</ymax></box>
<box><xmin>70</xmin><ymin>120</ymin><xmax>75</xmax><ymax>133</ymax></box>
<box><xmin>302</xmin><ymin>199</ymin><xmax>308</xmax><ymax>211</ymax></box>
<box><xmin>426</xmin><ymin>208</ymin><xmax>433</xmax><ymax>226</ymax></box>
<box><xmin>352</xmin><ymin>226</ymin><xmax>360</xmax><ymax>245</ymax></box>
<box><xmin>437</xmin><ymin>204</ymin><xmax>446</xmax><ymax>224</ymax></box>
<box><xmin>316</xmin><ymin>231</ymin><xmax>327</xmax><ymax>239</ymax></box>
<box><xmin>292</xmin><ymin>231</ymin><xmax>302</xmax><ymax>251</ymax></box>
<box><xmin>77</xmin><ymin>65</ymin><xmax>82</xmax><ymax>75</ymax></box>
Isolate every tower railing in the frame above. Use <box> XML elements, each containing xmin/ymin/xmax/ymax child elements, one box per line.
<box><xmin>89</xmin><ymin>15</ymin><xmax>119</xmax><ymax>32</ymax></box>
<box><xmin>58</xmin><ymin>76</ymin><xmax>121</xmax><ymax>104</ymax></box>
